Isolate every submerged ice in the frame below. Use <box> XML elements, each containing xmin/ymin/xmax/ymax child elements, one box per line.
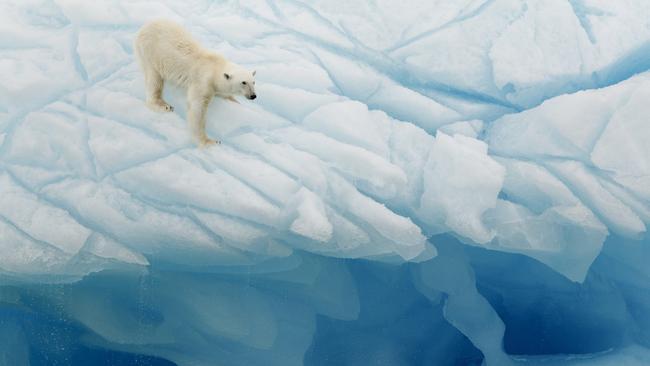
<box><xmin>1</xmin><ymin>0</ymin><xmax>650</xmax><ymax>365</ymax></box>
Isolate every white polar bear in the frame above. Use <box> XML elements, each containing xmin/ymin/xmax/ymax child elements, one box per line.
<box><xmin>134</xmin><ymin>19</ymin><xmax>257</xmax><ymax>146</ymax></box>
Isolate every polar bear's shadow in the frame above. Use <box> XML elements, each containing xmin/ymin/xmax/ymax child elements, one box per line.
<box><xmin>160</xmin><ymin>83</ymin><xmax>287</xmax><ymax>142</ymax></box>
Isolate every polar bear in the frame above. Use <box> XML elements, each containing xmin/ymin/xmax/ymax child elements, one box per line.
<box><xmin>134</xmin><ymin>19</ymin><xmax>257</xmax><ymax>146</ymax></box>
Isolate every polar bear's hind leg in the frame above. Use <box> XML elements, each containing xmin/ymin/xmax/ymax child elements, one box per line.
<box><xmin>144</xmin><ymin>69</ymin><xmax>174</xmax><ymax>113</ymax></box>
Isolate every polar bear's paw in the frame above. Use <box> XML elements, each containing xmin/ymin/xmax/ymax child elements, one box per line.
<box><xmin>199</xmin><ymin>138</ymin><xmax>221</xmax><ymax>148</ymax></box>
<box><xmin>147</xmin><ymin>100</ymin><xmax>174</xmax><ymax>113</ymax></box>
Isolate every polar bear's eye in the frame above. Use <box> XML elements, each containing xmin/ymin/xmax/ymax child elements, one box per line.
<box><xmin>242</xmin><ymin>81</ymin><xmax>247</xmax><ymax>85</ymax></box>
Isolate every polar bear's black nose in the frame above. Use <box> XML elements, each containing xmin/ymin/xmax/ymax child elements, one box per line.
<box><xmin>249</xmin><ymin>94</ymin><xmax>257</xmax><ymax>100</ymax></box>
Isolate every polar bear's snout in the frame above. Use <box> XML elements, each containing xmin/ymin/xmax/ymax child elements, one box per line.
<box><xmin>243</xmin><ymin>80</ymin><xmax>257</xmax><ymax>100</ymax></box>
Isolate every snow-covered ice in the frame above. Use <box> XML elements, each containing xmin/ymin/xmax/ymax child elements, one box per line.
<box><xmin>1</xmin><ymin>0</ymin><xmax>650</xmax><ymax>365</ymax></box>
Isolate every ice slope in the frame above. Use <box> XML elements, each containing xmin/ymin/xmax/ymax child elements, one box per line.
<box><xmin>1</xmin><ymin>0</ymin><xmax>650</xmax><ymax>365</ymax></box>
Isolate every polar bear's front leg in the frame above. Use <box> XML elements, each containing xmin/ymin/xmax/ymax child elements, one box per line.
<box><xmin>187</xmin><ymin>89</ymin><xmax>220</xmax><ymax>147</ymax></box>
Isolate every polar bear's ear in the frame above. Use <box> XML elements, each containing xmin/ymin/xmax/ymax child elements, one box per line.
<box><xmin>224</xmin><ymin>73</ymin><xmax>231</xmax><ymax>80</ymax></box>
<box><xmin>252</xmin><ymin>70</ymin><xmax>256</xmax><ymax>76</ymax></box>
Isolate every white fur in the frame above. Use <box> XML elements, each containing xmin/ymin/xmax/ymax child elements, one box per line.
<box><xmin>134</xmin><ymin>19</ymin><xmax>257</xmax><ymax>146</ymax></box>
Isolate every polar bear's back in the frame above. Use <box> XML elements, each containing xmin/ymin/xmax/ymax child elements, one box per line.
<box><xmin>135</xmin><ymin>20</ymin><xmax>206</xmax><ymax>85</ymax></box>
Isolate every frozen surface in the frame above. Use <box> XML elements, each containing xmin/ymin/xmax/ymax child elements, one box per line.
<box><xmin>1</xmin><ymin>0</ymin><xmax>650</xmax><ymax>365</ymax></box>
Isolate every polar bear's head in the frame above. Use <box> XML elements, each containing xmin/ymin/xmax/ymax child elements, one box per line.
<box><xmin>223</xmin><ymin>67</ymin><xmax>257</xmax><ymax>100</ymax></box>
